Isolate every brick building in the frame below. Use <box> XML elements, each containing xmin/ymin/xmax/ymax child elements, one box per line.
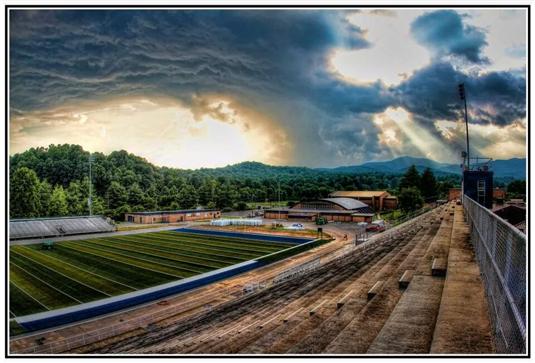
<box><xmin>124</xmin><ymin>209</ymin><xmax>221</xmax><ymax>224</ymax></box>
<box><xmin>328</xmin><ymin>191</ymin><xmax>397</xmax><ymax>210</ymax></box>
<box><xmin>264</xmin><ymin>198</ymin><xmax>375</xmax><ymax>223</ymax></box>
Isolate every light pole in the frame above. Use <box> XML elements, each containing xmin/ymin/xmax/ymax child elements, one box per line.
<box><xmin>88</xmin><ymin>154</ymin><xmax>93</xmax><ymax>216</ymax></box>
<box><xmin>278</xmin><ymin>179</ymin><xmax>281</xmax><ymax>221</ymax></box>
<box><xmin>458</xmin><ymin>83</ymin><xmax>470</xmax><ymax>169</ymax></box>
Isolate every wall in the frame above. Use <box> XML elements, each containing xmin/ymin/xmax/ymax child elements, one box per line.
<box><xmin>351</xmin><ymin>215</ymin><xmax>373</xmax><ymax>223</ymax></box>
<box><xmin>124</xmin><ymin>211</ymin><xmax>221</xmax><ymax>224</ymax></box>
<box><xmin>264</xmin><ymin>211</ymin><xmax>289</xmax><ymax>219</ymax></box>
<box><xmin>383</xmin><ymin>197</ymin><xmax>398</xmax><ymax>210</ymax></box>
<box><xmin>17</xmin><ymin>260</ymin><xmax>260</xmax><ymax>332</ymax></box>
<box><xmin>463</xmin><ymin>170</ymin><xmax>494</xmax><ymax>209</ymax></box>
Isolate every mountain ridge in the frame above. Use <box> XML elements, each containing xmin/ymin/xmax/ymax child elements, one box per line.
<box><xmin>316</xmin><ymin>156</ymin><xmax>526</xmax><ymax>179</ymax></box>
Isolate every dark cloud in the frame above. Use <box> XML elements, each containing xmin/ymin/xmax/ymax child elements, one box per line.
<box><xmin>9</xmin><ymin>9</ymin><xmax>525</xmax><ymax>166</ymax></box>
<box><xmin>9</xmin><ymin>10</ymin><xmax>392</xmax><ymax>165</ymax></box>
<box><xmin>10</xmin><ymin>10</ymin><xmax>369</xmax><ymax>112</ymax></box>
<box><xmin>411</xmin><ymin>10</ymin><xmax>488</xmax><ymax>63</ymax></box>
<box><xmin>395</xmin><ymin>62</ymin><xmax>525</xmax><ymax>126</ymax></box>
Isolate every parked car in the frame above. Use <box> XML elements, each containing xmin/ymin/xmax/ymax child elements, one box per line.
<box><xmin>366</xmin><ymin>220</ymin><xmax>386</xmax><ymax>232</ymax></box>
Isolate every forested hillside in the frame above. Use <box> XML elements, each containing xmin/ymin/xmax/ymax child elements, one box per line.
<box><xmin>10</xmin><ymin>144</ymin><xmax>464</xmax><ymax>219</ymax></box>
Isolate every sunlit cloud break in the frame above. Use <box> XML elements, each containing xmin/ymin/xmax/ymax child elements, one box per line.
<box><xmin>9</xmin><ymin>8</ymin><xmax>526</xmax><ymax>168</ymax></box>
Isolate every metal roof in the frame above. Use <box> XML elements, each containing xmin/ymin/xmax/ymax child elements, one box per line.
<box><xmin>320</xmin><ymin>198</ymin><xmax>369</xmax><ymax>210</ymax></box>
<box><xmin>10</xmin><ymin>216</ymin><xmax>115</xmax><ymax>240</ymax></box>
<box><xmin>329</xmin><ymin>191</ymin><xmax>389</xmax><ymax>198</ymax></box>
<box><xmin>265</xmin><ymin>208</ymin><xmax>374</xmax><ymax>216</ymax></box>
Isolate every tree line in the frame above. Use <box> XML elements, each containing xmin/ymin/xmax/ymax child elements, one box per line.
<box><xmin>10</xmin><ymin>144</ymin><xmax>465</xmax><ymax>220</ymax></box>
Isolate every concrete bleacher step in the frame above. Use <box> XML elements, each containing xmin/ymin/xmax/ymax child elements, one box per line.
<box><xmin>239</xmin><ymin>213</ymin><xmax>443</xmax><ymax>355</ymax></box>
<box><xmin>366</xmin><ymin>216</ymin><xmax>453</xmax><ymax>354</ymax></box>
<box><xmin>366</xmin><ymin>275</ymin><xmax>445</xmax><ymax>354</ymax></box>
<box><xmin>398</xmin><ymin>270</ymin><xmax>414</xmax><ymax>289</ymax></box>
<box><xmin>319</xmin><ymin>224</ymin><xmax>438</xmax><ymax>354</ymax></box>
<box><xmin>287</xmin><ymin>230</ymin><xmax>431</xmax><ymax>354</ymax></box>
<box><xmin>429</xmin><ymin>206</ymin><xmax>494</xmax><ymax>354</ymax></box>
<box><xmin>309</xmin><ymin>300</ymin><xmax>328</xmax><ymax>316</ymax></box>
<box><xmin>367</xmin><ymin>281</ymin><xmax>384</xmax><ymax>300</ymax></box>
<box><xmin>431</xmin><ymin>258</ymin><xmax>447</xmax><ymax>276</ymax></box>
<box><xmin>277</xmin><ymin>227</ymin><xmax>427</xmax><ymax>354</ymax></box>
<box><xmin>336</xmin><ymin>291</ymin><xmax>353</xmax><ymax>309</ymax></box>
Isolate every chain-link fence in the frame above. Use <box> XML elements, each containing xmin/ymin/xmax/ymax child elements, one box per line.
<box><xmin>463</xmin><ymin>196</ymin><xmax>526</xmax><ymax>354</ymax></box>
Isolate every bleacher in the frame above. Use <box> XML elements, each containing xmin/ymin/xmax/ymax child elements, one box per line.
<box><xmin>10</xmin><ymin>216</ymin><xmax>115</xmax><ymax>240</ymax></box>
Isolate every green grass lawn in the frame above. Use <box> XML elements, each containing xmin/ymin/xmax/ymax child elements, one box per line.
<box><xmin>9</xmin><ymin>231</ymin><xmax>299</xmax><ymax>318</ymax></box>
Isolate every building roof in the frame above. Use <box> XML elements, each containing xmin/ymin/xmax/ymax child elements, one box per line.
<box><xmin>320</xmin><ymin>198</ymin><xmax>370</xmax><ymax>210</ymax></box>
<box><xmin>127</xmin><ymin>209</ymin><xmax>219</xmax><ymax>216</ymax></box>
<box><xmin>329</xmin><ymin>191</ymin><xmax>389</xmax><ymax>198</ymax></box>
<box><xmin>265</xmin><ymin>208</ymin><xmax>374</xmax><ymax>216</ymax></box>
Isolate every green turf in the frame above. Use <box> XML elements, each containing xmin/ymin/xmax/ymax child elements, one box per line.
<box><xmin>10</xmin><ymin>230</ymin><xmax>303</xmax><ymax>319</ymax></box>
<box><xmin>9</xmin><ymin>282</ymin><xmax>48</xmax><ymax>316</ymax></box>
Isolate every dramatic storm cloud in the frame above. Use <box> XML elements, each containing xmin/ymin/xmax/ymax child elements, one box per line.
<box><xmin>411</xmin><ymin>10</ymin><xmax>488</xmax><ymax>63</ymax></box>
<box><xmin>9</xmin><ymin>8</ymin><xmax>526</xmax><ymax>168</ymax></box>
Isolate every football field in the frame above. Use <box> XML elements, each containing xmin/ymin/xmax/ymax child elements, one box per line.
<box><xmin>9</xmin><ymin>231</ymin><xmax>295</xmax><ymax>317</ymax></box>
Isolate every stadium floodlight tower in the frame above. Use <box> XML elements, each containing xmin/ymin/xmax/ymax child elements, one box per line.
<box><xmin>458</xmin><ymin>83</ymin><xmax>493</xmax><ymax>209</ymax></box>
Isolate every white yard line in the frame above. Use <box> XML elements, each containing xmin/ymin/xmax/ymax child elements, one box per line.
<box><xmin>30</xmin><ymin>248</ymin><xmax>137</xmax><ymax>291</ymax></box>
<box><xmin>10</xmin><ymin>263</ymin><xmax>82</xmax><ymax>305</ymax></box>
<box><xmin>11</xmin><ymin>250</ymin><xmax>112</xmax><ymax>297</ymax></box>
<box><xmin>10</xmin><ymin>280</ymin><xmax>51</xmax><ymax>311</ymax></box>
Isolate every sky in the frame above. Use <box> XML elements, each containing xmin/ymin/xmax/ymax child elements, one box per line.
<box><xmin>9</xmin><ymin>8</ymin><xmax>527</xmax><ymax>169</ymax></box>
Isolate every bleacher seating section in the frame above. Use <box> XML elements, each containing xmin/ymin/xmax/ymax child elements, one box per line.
<box><xmin>10</xmin><ymin>216</ymin><xmax>115</xmax><ymax>240</ymax></box>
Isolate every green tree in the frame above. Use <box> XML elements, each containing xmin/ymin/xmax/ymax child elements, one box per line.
<box><xmin>65</xmin><ymin>180</ymin><xmax>86</xmax><ymax>215</ymax></box>
<box><xmin>10</xmin><ymin>167</ymin><xmax>41</xmax><ymax>218</ymax></box>
<box><xmin>206</xmin><ymin>201</ymin><xmax>217</xmax><ymax>209</ymax></box>
<box><xmin>177</xmin><ymin>184</ymin><xmax>199</xmax><ymax>209</ymax></box>
<box><xmin>420</xmin><ymin>168</ymin><xmax>437</xmax><ymax>199</ymax></box>
<box><xmin>38</xmin><ymin>180</ymin><xmax>53</xmax><ymax>217</ymax></box>
<box><xmin>49</xmin><ymin>185</ymin><xmax>69</xmax><ymax>216</ymax></box>
<box><xmin>128</xmin><ymin>183</ymin><xmax>145</xmax><ymax>207</ymax></box>
<box><xmin>399</xmin><ymin>165</ymin><xmax>421</xmax><ymax>190</ymax></box>
<box><xmin>398</xmin><ymin>187</ymin><xmax>424</xmax><ymax>212</ymax></box>
<box><xmin>107</xmin><ymin>181</ymin><xmax>128</xmax><ymax>209</ymax></box>
<box><xmin>507</xmin><ymin>180</ymin><xmax>526</xmax><ymax>197</ymax></box>
<box><xmin>91</xmin><ymin>196</ymin><xmax>106</xmax><ymax>215</ymax></box>
<box><xmin>111</xmin><ymin>204</ymin><xmax>131</xmax><ymax>220</ymax></box>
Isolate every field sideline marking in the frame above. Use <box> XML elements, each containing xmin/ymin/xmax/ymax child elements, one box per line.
<box><xmin>66</xmin><ymin>240</ymin><xmax>203</xmax><ymax>276</ymax></box>
<box><xmin>10</xmin><ymin>261</ymin><xmax>82</xmax><ymax>305</ymax></box>
<box><xmin>9</xmin><ymin>280</ymin><xmax>51</xmax><ymax>312</ymax></box>
<box><xmin>11</xmin><ymin>249</ymin><xmax>112</xmax><ymax>298</ymax></box>
<box><xmin>60</xmin><ymin>243</ymin><xmax>184</xmax><ymax>279</ymax></box>
<box><xmin>28</xmin><ymin>248</ymin><xmax>138</xmax><ymax>292</ymax></box>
